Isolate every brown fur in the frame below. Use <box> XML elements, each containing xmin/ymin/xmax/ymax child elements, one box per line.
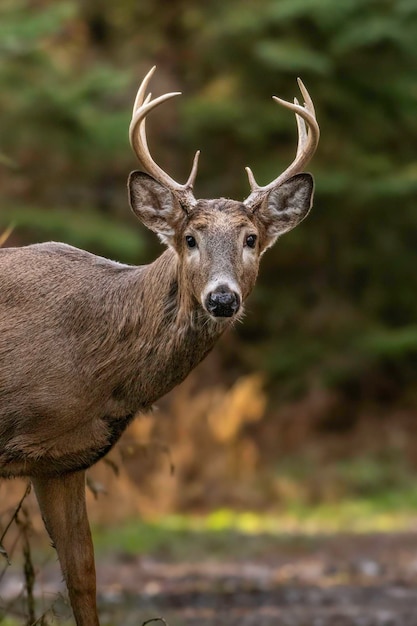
<box><xmin>0</xmin><ymin>173</ymin><xmax>314</xmax><ymax>625</ymax></box>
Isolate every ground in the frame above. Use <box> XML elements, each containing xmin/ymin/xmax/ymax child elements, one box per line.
<box><xmin>95</xmin><ymin>532</ymin><xmax>417</xmax><ymax>626</ymax></box>
<box><xmin>3</xmin><ymin>529</ymin><xmax>417</xmax><ymax>625</ymax></box>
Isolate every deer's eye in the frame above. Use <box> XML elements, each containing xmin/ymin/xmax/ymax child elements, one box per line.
<box><xmin>245</xmin><ymin>234</ymin><xmax>257</xmax><ymax>249</ymax></box>
<box><xmin>185</xmin><ymin>235</ymin><xmax>197</xmax><ymax>249</ymax></box>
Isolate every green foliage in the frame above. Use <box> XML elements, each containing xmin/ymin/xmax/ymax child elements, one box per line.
<box><xmin>0</xmin><ymin>0</ymin><xmax>137</xmax><ymax>259</ymax></box>
<box><xmin>0</xmin><ymin>205</ymin><xmax>144</xmax><ymax>262</ymax></box>
<box><xmin>276</xmin><ymin>450</ymin><xmax>416</xmax><ymax>501</ymax></box>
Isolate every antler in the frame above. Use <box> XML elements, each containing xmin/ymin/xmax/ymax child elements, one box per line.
<box><xmin>244</xmin><ymin>78</ymin><xmax>320</xmax><ymax>210</ymax></box>
<box><xmin>129</xmin><ymin>66</ymin><xmax>200</xmax><ymax>209</ymax></box>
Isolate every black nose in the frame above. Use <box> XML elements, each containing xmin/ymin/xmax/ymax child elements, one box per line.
<box><xmin>205</xmin><ymin>287</ymin><xmax>241</xmax><ymax>318</ymax></box>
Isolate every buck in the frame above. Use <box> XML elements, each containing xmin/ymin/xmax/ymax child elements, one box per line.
<box><xmin>0</xmin><ymin>67</ymin><xmax>319</xmax><ymax>625</ymax></box>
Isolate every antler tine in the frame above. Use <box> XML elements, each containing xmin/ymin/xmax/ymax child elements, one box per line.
<box><xmin>294</xmin><ymin>97</ymin><xmax>307</xmax><ymax>159</ymax></box>
<box><xmin>297</xmin><ymin>77</ymin><xmax>316</xmax><ymax>117</ymax></box>
<box><xmin>185</xmin><ymin>150</ymin><xmax>201</xmax><ymax>189</ymax></box>
<box><xmin>244</xmin><ymin>79</ymin><xmax>319</xmax><ymax>209</ymax></box>
<box><xmin>129</xmin><ymin>67</ymin><xmax>199</xmax><ymax>207</ymax></box>
<box><xmin>132</xmin><ymin>66</ymin><xmax>156</xmax><ymax>115</ymax></box>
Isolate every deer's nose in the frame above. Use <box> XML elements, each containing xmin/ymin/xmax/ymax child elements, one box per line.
<box><xmin>205</xmin><ymin>286</ymin><xmax>241</xmax><ymax>318</ymax></box>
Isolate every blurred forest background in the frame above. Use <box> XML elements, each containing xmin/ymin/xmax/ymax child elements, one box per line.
<box><xmin>2</xmin><ymin>0</ymin><xmax>417</xmax><ymax>525</ymax></box>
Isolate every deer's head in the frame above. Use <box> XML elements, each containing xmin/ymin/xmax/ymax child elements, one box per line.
<box><xmin>128</xmin><ymin>67</ymin><xmax>319</xmax><ymax>320</ymax></box>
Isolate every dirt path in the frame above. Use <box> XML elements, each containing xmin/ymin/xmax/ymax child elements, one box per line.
<box><xmin>94</xmin><ymin>533</ymin><xmax>417</xmax><ymax>625</ymax></box>
<box><xmin>3</xmin><ymin>532</ymin><xmax>417</xmax><ymax>625</ymax></box>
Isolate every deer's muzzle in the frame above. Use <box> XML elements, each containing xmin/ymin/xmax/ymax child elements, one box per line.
<box><xmin>205</xmin><ymin>285</ymin><xmax>241</xmax><ymax>318</ymax></box>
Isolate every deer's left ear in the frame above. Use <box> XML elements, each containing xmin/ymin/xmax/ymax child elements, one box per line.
<box><xmin>255</xmin><ymin>173</ymin><xmax>314</xmax><ymax>251</ymax></box>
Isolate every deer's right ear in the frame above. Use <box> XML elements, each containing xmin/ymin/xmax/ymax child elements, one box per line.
<box><xmin>128</xmin><ymin>171</ymin><xmax>184</xmax><ymax>244</ymax></box>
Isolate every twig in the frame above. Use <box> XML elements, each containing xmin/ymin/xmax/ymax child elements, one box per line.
<box><xmin>86</xmin><ymin>475</ymin><xmax>107</xmax><ymax>500</ymax></box>
<box><xmin>103</xmin><ymin>456</ymin><xmax>120</xmax><ymax>476</ymax></box>
<box><xmin>0</xmin><ymin>532</ymin><xmax>20</xmax><ymax>583</ymax></box>
<box><xmin>30</xmin><ymin>603</ymin><xmax>59</xmax><ymax>625</ymax></box>
<box><xmin>16</xmin><ymin>506</ymin><xmax>36</xmax><ymax>626</ymax></box>
<box><xmin>142</xmin><ymin>618</ymin><xmax>169</xmax><ymax>626</ymax></box>
<box><xmin>0</xmin><ymin>482</ymin><xmax>31</xmax><ymax>564</ymax></box>
<box><xmin>118</xmin><ymin>440</ymin><xmax>175</xmax><ymax>476</ymax></box>
<box><xmin>0</xmin><ymin>224</ymin><xmax>15</xmax><ymax>247</ymax></box>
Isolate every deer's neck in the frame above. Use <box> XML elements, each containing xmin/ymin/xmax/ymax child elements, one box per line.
<box><xmin>95</xmin><ymin>249</ymin><xmax>229</xmax><ymax>415</ymax></box>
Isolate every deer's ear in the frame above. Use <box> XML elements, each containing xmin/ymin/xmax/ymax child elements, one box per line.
<box><xmin>128</xmin><ymin>171</ymin><xmax>184</xmax><ymax>244</ymax></box>
<box><xmin>256</xmin><ymin>173</ymin><xmax>314</xmax><ymax>251</ymax></box>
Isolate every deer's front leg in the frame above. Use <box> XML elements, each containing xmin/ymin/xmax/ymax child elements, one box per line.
<box><xmin>32</xmin><ymin>471</ymin><xmax>99</xmax><ymax>626</ymax></box>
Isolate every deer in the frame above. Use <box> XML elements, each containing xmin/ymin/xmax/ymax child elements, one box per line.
<box><xmin>0</xmin><ymin>67</ymin><xmax>319</xmax><ymax>625</ymax></box>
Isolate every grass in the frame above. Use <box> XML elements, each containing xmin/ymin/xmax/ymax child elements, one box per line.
<box><xmin>92</xmin><ymin>452</ymin><xmax>417</xmax><ymax>561</ymax></box>
<box><xmin>93</xmin><ymin>485</ymin><xmax>417</xmax><ymax>562</ymax></box>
